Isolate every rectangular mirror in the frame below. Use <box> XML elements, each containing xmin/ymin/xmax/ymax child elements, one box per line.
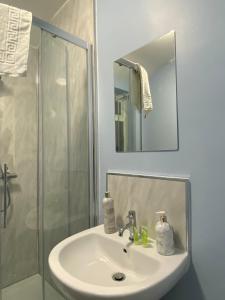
<box><xmin>113</xmin><ymin>31</ymin><xmax>178</xmax><ymax>152</ymax></box>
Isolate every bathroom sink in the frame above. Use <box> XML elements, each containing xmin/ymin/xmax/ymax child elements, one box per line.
<box><xmin>49</xmin><ymin>225</ymin><xmax>189</xmax><ymax>300</ymax></box>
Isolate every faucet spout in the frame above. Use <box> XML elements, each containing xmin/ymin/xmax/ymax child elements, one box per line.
<box><xmin>118</xmin><ymin>223</ymin><xmax>129</xmax><ymax>237</ymax></box>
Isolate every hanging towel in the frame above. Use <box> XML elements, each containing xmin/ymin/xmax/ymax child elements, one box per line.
<box><xmin>135</xmin><ymin>63</ymin><xmax>153</xmax><ymax>116</ymax></box>
<box><xmin>0</xmin><ymin>3</ymin><xmax>32</xmax><ymax>77</ymax></box>
<box><xmin>129</xmin><ymin>68</ymin><xmax>141</xmax><ymax>111</ymax></box>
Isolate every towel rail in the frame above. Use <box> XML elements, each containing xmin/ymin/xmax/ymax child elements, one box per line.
<box><xmin>115</xmin><ymin>58</ymin><xmax>138</xmax><ymax>71</ymax></box>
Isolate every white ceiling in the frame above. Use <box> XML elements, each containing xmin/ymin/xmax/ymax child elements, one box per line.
<box><xmin>0</xmin><ymin>0</ymin><xmax>67</xmax><ymax>21</ymax></box>
<box><xmin>124</xmin><ymin>31</ymin><xmax>175</xmax><ymax>75</ymax></box>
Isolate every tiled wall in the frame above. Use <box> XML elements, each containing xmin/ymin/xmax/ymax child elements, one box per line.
<box><xmin>51</xmin><ymin>0</ymin><xmax>94</xmax><ymax>43</ymax></box>
<box><xmin>0</xmin><ymin>0</ymin><xmax>94</xmax><ymax>289</ymax></box>
<box><xmin>107</xmin><ymin>173</ymin><xmax>189</xmax><ymax>250</ymax></box>
<box><xmin>0</xmin><ymin>47</ymin><xmax>39</xmax><ymax>287</ymax></box>
<box><xmin>51</xmin><ymin>0</ymin><xmax>94</xmax><ymax>235</ymax></box>
<box><xmin>39</xmin><ymin>0</ymin><xmax>94</xmax><ymax>285</ymax></box>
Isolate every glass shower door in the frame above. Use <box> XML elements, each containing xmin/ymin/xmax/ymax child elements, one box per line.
<box><xmin>40</xmin><ymin>30</ymin><xmax>92</xmax><ymax>299</ymax></box>
<box><xmin>40</xmin><ymin>31</ymin><xmax>69</xmax><ymax>299</ymax></box>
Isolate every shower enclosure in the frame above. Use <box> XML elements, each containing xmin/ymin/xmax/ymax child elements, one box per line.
<box><xmin>0</xmin><ymin>17</ymin><xmax>95</xmax><ymax>300</ymax></box>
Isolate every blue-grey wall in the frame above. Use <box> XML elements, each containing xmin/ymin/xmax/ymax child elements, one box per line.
<box><xmin>142</xmin><ymin>61</ymin><xmax>177</xmax><ymax>150</ymax></box>
<box><xmin>96</xmin><ymin>0</ymin><xmax>225</xmax><ymax>299</ymax></box>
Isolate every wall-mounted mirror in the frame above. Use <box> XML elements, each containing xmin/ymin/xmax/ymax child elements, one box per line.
<box><xmin>113</xmin><ymin>31</ymin><xmax>178</xmax><ymax>152</ymax></box>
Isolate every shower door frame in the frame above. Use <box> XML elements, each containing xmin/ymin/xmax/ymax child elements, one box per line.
<box><xmin>33</xmin><ymin>16</ymin><xmax>96</xmax><ymax>228</ymax></box>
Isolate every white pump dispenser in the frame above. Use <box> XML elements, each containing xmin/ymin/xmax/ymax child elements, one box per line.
<box><xmin>155</xmin><ymin>211</ymin><xmax>175</xmax><ymax>256</ymax></box>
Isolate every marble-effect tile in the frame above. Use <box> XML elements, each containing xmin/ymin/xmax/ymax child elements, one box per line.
<box><xmin>0</xmin><ymin>0</ymin><xmax>94</xmax><ymax>292</ymax></box>
<box><xmin>52</xmin><ymin>0</ymin><xmax>94</xmax><ymax>43</ymax></box>
<box><xmin>107</xmin><ymin>173</ymin><xmax>188</xmax><ymax>250</ymax></box>
<box><xmin>0</xmin><ymin>47</ymin><xmax>39</xmax><ymax>287</ymax></box>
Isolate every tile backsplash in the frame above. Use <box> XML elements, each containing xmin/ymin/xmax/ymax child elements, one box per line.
<box><xmin>107</xmin><ymin>172</ymin><xmax>190</xmax><ymax>251</ymax></box>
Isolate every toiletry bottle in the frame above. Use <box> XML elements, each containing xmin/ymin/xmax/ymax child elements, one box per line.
<box><xmin>103</xmin><ymin>191</ymin><xmax>116</xmax><ymax>234</ymax></box>
<box><xmin>155</xmin><ymin>211</ymin><xmax>175</xmax><ymax>255</ymax></box>
<box><xmin>141</xmin><ymin>226</ymin><xmax>149</xmax><ymax>247</ymax></box>
<box><xmin>134</xmin><ymin>226</ymin><xmax>142</xmax><ymax>245</ymax></box>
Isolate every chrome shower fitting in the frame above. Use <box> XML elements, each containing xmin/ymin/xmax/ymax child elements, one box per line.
<box><xmin>0</xmin><ymin>163</ymin><xmax>18</xmax><ymax>228</ymax></box>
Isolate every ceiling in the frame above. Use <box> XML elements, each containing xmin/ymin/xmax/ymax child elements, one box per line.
<box><xmin>0</xmin><ymin>0</ymin><xmax>68</xmax><ymax>21</ymax></box>
<box><xmin>124</xmin><ymin>31</ymin><xmax>175</xmax><ymax>75</ymax></box>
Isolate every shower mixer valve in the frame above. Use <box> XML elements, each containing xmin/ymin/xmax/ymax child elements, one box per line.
<box><xmin>0</xmin><ymin>163</ymin><xmax>18</xmax><ymax>228</ymax></box>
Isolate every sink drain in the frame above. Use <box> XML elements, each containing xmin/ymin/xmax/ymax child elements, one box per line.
<box><xmin>112</xmin><ymin>272</ymin><xmax>126</xmax><ymax>282</ymax></box>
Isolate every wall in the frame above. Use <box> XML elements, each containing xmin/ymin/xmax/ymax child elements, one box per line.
<box><xmin>49</xmin><ymin>0</ymin><xmax>94</xmax><ymax>233</ymax></box>
<box><xmin>0</xmin><ymin>0</ymin><xmax>66</xmax><ymax>22</ymax></box>
<box><xmin>96</xmin><ymin>0</ymin><xmax>225</xmax><ymax>299</ymax></box>
<box><xmin>0</xmin><ymin>47</ymin><xmax>39</xmax><ymax>287</ymax></box>
<box><xmin>0</xmin><ymin>0</ymin><xmax>94</xmax><ymax>291</ymax></box>
<box><xmin>51</xmin><ymin>0</ymin><xmax>94</xmax><ymax>233</ymax></box>
<box><xmin>51</xmin><ymin>0</ymin><xmax>94</xmax><ymax>43</ymax></box>
<box><xmin>142</xmin><ymin>61</ymin><xmax>177</xmax><ymax>150</ymax></box>
<box><xmin>107</xmin><ymin>173</ymin><xmax>188</xmax><ymax>251</ymax></box>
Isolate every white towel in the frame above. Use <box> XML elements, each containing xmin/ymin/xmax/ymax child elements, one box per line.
<box><xmin>135</xmin><ymin>63</ymin><xmax>153</xmax><ymax>116</ymax></box>
<box><xmin>0</xmin><ymin>3</ymin><xmax>32</xmax><ymax>77</ymax></box>
<box><xmin>129</xmin><ymin>68</ymin><xmax>141</xmax><ymax>111</ymax></box>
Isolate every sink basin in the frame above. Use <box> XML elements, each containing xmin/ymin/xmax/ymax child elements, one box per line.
<box><xmin>49</xmin><ymin>225</ymin><xmax>189</xmax><ymax>300</ymax></box>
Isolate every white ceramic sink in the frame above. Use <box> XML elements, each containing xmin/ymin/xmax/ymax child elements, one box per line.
<box><xmin>49</xmin><ymin>225</ymin><xmax>189</xmax><ymax>300</ymax></box>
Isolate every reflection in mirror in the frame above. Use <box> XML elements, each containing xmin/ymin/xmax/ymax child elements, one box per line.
<box><xmin>114</xmin><ymin>31</ymin><xmax>178</xmax><ymax>152</ymax></box>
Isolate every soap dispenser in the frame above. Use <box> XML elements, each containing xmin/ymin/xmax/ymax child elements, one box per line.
<box><xmin>102</xmin><ymin>191</ymin><xmax>116</xmax><ymax>234</ymax></box>
<box><xmin>155</xmin><ymin>211</ymin><xmax>175</xmax><ymax>256</ymax></box>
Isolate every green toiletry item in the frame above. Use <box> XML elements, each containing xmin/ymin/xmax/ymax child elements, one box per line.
<box><xmin>141</xmin><ymin>226</ymin><xmax>149</xmax><ymax>247</ymax></box>
<box><xmin>134</xmin><ymin>226</ymin><xmax>141</xmax><ymax>245</ymax></box>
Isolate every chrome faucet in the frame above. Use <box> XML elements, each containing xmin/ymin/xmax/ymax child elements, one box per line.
<box><xmin>118</xmin><ymin>210</ymin><xmax>136</xmax><ymax>242</ymax></box>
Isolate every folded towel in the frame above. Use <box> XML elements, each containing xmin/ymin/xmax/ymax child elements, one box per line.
<box><xmin>0</xmin><ymin>3</ymin><xmax>32</xmax><ymax>77</ymax></box>
<box><xmin>135</xmin><ymin>63</ymin><xmax>153</xmax><ymax>116</ymax></box>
